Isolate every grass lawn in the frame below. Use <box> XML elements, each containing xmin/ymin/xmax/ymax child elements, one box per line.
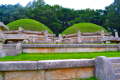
<box><xmin>79</xmin><ymin>77</ymin><xmax>96</xmax><ymax>80</ymax></box>
<box><xmin>0</xmin><ymin>51</ymin><xmax>120</xmax><ymax>61</ymax></box>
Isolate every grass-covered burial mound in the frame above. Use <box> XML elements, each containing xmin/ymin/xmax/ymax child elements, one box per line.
<box><xmin>62</xmin><ymin>23</ymin><xmax>107</xmax><ymax>35</ymax></box>
<box><xmin>7</xmin><ymin>19</ymin><xmax>53</xmax><ymax>33</ymax></box>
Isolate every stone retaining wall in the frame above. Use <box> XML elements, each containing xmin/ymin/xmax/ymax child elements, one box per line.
<box><xmin>1</xmin><ymin>44</ymin><xmax>120</xmax><ymax>56</ymax></box>
<box><xmin>22</xmin><ymin>44</ymin><xmax>119</xmax><ymax>48</ymax></box>
<box><xmin>0</xmin><ymin>59</ymin><xmax>94</xmax><ymax>80</ymax></box>
<box><xmin>0</xmin><ymin>57</ymin><xmax>119</xmax><ymax>80</ymax></box>
<box><xmin>22</xmin><ymin>44</ymin><xmax>120</xmax><ymax>53</ymax></box>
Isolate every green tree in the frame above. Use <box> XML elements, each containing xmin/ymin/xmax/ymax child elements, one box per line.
<box><xmin>0</xmin><ymin>0</ymin><xmax>110</xmax><ymax>35</ymax></box>
<box><xmin>0</xmin><ymin>4</ymin><xmax>27</xmax><ymax>24</ymax></box>
<box><xmin>104</xmin><ymin>0</ymin><xmax>120</xmax><ymax>34</ymax></box>
<box><xmin>69</xmin><ymin>9</ymin><xmax>105</xmax><ymax>26</ymax></box>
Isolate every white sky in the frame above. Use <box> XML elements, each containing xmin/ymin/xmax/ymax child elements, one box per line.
<box><xmin>0</xmin><ymin>0</ymin><xmax>114</xmax><ymax>9</ymax></box>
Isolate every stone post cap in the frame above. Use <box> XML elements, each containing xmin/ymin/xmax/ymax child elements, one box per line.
<box><xmin>115</xmin><ymin>30</ymin><xmax>119</xmax><ymax>38</ymax></box>
<box><xmin>18</xmin><ymin>27</ymin><xmax>24</xmax><ymax>31</ymax></box>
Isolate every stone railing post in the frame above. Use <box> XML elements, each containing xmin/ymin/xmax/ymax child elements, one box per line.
<box><xmin>0</xmin><ymin>44</ymin><xmax>6</xmax><ymax>57</ymax></box>
<box><xmin>101</xmin><ymin>30</ymin><xmax>105</xmax><ymax>38</ymax></box>
<box><xmin>58</xmin><ymin>34</ymin><xmax>63</xmax><ymax>43</ymax></box>
<box><xmin>0</xmin><ymin>31</ymin><xmax>5</xmax><ymax>43</ymax></box>
<box><xmin>18</xmin><ymin>27</ymin><xmax>24</xmax><ymax>31</ymax></box>
<box><xmin>77</xmin><ymin>31</ymin><xmax>82</xmax><ymax>43</ymax></box>
<box><xmin>117</xmin><ymin>44</ymin><xmax>120</xmax><ymax>51</ymax></box>
<box><xmin>44</xmin><ymin>30</ymin><xmax>49</xmax><ymax>42</ymax></box>
<box><xmin>115</xmin><ymin>31</ymin><xmax>119</xmax><ymax>38</ymax></box>
<box><xmin>16</xmin><ymin>43</ymin><xmax>22</xmax><ymax>53</ymax></box>
<box><xmin>95</xmin><ymin>56</ymin><xmax>116</xmax><ymax>80</ymax></box>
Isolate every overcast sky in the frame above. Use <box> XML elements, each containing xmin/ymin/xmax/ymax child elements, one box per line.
<box><xmin>0</xmin><ymin>0</ymin><xmax>114</xmax><ymax>10</ymax></box>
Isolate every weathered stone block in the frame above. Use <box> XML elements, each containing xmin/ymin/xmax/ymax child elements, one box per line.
<box><xmin>0</xmin><ymin>72</ymin><xmax>4</xmax><ymax>80</ymax></box>
<box><xmin>0</xmin><ymin>61</ymin><xmax>37</xmax><ymax>71</ymax></box>
<box><xmin>4</xmin><ymin>70</ymin><xmax>45</xmax><ymax>80</ymax></box>
<box><xmin>37</xmin><ymin>59</ymin><xmax>94</xmax><ymax>69</ymax></box>
<box><xmin>76</xmin><ymin>67</ymin><xmax>94</xmax><ymax>79</ymax></box>
<box><xmin>2</xmin><ymin>44</ymin><xmax>22</xmax><ymax>56</ymax></box>
<box><xmin>0</xmin><ymin>50</ymin><xmax>6</xmax><ymax>58</ymax></box>
<box><xmin>45</xmin><ymin>67</ymin><xmax>94</xmax><ymax>80</ymax></box>
<box><xmin>95</xmin><ymin>56</ymin><xmax>116</xmax><ymax>80</ymax></box>
<box><xmin>45</xmin><ymin>68</ymin><xmax>77</xmax><ymax>80</ymax></box>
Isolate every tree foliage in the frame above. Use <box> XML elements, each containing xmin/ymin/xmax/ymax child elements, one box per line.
<box><xmin>0</xmin><ymin>4</ymin><xmax>27</xmax><ymax>24</ymax></box>
<box><xmin>104</xmin><ymin>0</ymin><xmax>120</xmax><ymax>35</ymax></box>
<box><xmin>0</xmin><ymin>0</ymin><xmax>119</xmax><ymax>35</ymax></box>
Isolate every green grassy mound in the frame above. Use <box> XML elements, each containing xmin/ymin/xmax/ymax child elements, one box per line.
<box><xmin>62</xmin><ymin>23</ymin><xmax>107</xmax><ymax>35</ymax></box>
<box><xmin>7</xmin><ymin>19</ymin><xmax>53</xmax><ymax>33</ymax></box>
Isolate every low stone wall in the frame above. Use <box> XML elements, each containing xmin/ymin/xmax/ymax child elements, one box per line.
<box><xmin>23</xmin><ymin>47</ymin><xmax>118</xmax><ymax>53</ymax></box>
<box><xmin>1</xmin><ymin>44</ymin><xmax>120</xmax><ymax>56</ymax></box>
<box><xmin>0</xmin><ymin>57</ymin><xmax>119</xmax><ymax>80</ymax></box>
<box><xmin>2</xmin><ymin>44</ymin><xmax>22</xmax><ymax>57</ymax></box>
<box><xmin>0</xmin><ymin>59</ymin><xmax>94</xmax><ymax>80</ymax></box>
<box><xmin>23</xmin><ymin>44</ymin><xmax>120</xmax><ymax>53</ymax></box>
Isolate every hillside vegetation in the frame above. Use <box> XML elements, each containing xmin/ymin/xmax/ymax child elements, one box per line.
<box><xmin>7</xmin><ymin>19</ymin><xmax>53</xmax><ymax>33</ymax></box>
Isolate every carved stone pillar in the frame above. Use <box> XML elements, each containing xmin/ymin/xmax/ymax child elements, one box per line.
<box><xmin>44</xmin><ymin>30</ymin><xmax>49</xmax><ymax>42</ymax></box>
<box><xmin>0</xmin><ymin>32</ymin><xmax>5</xmax><ymax>43</ymax></box>
<box><xmin>77</xmin><ymin>31</ymin><xmax>82</xmax><ymax>43</ymax></box>
<box><xmin>18</xmin><ymin>27</ymin><xmax>24</xmax><ymax>31</ymax></box>
<box><xmin>115</xmin><ymin>31</ymin><xmax>119</xmax><ymax>38</ymax></box>
<box><xmin>101</xmin><ymin>30</ymin><xmax>105</xmax><ymax>38</ymax></box>
<box><xmin>58</xmin><ymin>34</ymin><xmax>63</xmax><ymax>43</ymax></box>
